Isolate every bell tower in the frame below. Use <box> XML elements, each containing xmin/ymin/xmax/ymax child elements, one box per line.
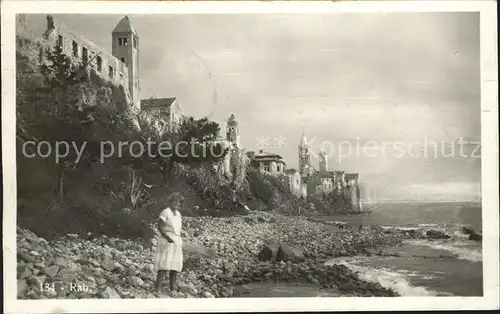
<box><xmin>112</xmin><ymin>16</ymin><xmax>140</xmax><ymax>109</ymax></box>
<box><xmin>298</xmin><ymin>128</ymin><xmax>311</xmax><ymax>176</ymax></box>
<box><xmin>226</xmin><ymin>114</ymin><xmax>240</xmax><ymax>147</ymax></box>
<box><xmin>319</xmin><ymin>148</ymin><xmax>328</xmax><ymax>173</ymax></box>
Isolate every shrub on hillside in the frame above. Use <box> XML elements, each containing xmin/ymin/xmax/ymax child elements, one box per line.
<box><xmin>246</xmin><ymin>168</ymin><xmax>294</xmax><ymax>209</ymax></box>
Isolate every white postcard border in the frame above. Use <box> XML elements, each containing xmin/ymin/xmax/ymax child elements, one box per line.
<box><xmin>2</xmin><ymin>1</ymin><xmax>498</xmax><ymax>313</ymax></box>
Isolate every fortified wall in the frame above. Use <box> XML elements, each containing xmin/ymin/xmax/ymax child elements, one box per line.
<box><xmin>16</xmin><ymin>15</ymin><xmax>136</xmax><ymax>111</ymax></box>
<box><xmin>43</xmin><ymin>16</ymin><xmax>130</xmax><ymax>90</ymax></box>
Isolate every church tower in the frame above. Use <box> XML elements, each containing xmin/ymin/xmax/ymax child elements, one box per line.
<box><xmin>226</xmin><ymin>114</ymin><xmax>240</xmax><ymax>147</ymax></box>
<box><xmin>112</xmin><ymin>16</ymin><xmax>140</xmax><ymax>109</ymax></box>
<box><xmin>319</xmin><ymin>148</ymin><xmax>328</xmax><ymax>173</ymax></box>
<box><xmin>298</xmin><ymin>129</ymin><xmax>311</xmax><ymax>176</ymax></box>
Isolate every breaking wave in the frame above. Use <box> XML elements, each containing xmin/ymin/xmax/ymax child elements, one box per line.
<box><xmin>325</xmin><ymin>259</ymin><xmax>438</xmax><ymax>296</ymax></box>
<box><xmin>407</xmin><ymin>239</ymin><xmax>482</xmax><ymax>262</ymax></box>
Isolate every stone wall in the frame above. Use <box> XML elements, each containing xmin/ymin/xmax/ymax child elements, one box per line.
<box><xmin>285</xmin><ymin>171</ymin><xmax>302</xmax><ymax>198</ymax></box>
<box><xmin>16</xmin><ymin>15</ymin><xmax>139</xmax><ymax>131</ymax></box>
<box><xmin>43</xmin><ymin>16</ymin><xmax>130</xmax><ymax>90</ymax></box>
<box><xmin>16</xmin><ymin>15</ymin><xmax>131</xmax><ymax>98</ymax></box>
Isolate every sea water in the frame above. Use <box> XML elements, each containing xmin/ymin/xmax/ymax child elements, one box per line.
<box><xmin>324</xmin><ymin>202</ymin><xmax>483</xmax><ymax>296</ymax></box>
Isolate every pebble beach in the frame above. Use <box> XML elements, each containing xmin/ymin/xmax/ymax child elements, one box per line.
<box><xmin>17</xmin><ymin>211</ymin><xmax>423</xmax><ymax>299</ymax></box>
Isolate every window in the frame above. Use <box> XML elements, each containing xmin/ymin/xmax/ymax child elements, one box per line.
<box><xmin>118</xmin><ymin>37</ymin><xmax>128</xmax><ymax>46</ymax></box>
<box><xmin>82</xmin><ymin>47</ymin><xmax>88</xmax><ymax>64</ymax></box>
<box><xmin>276</xmin><ymin>165</ymin><xmax>281</xmax><ymax>172</ymax></box>
<box><xmin>109</xmin><ymin>66</ymin><xmax>114</xmax><ymax>78</ymax></box>
<box><xmin>264</xmin><ymin>166</ymin><xmax>270</xmax><ymax>172</ymax></box>
<box><xmin>72</xmin><ymin>41</ymin><xmax>78</xmax><ymax>57</ymax></box>
<box><xmin>120</xmin><ymin>57</ymin><xmax>126</xmax><ymax>63</ymax></box>
<box><xmin>133</xmin><ymin>37</ymin><xmax>137</xmax><ymax>48</ymax></box>
<box><xmin>96</xmin><ymin>56</ymin><xmax>102</xmax><ymax>72</ymax></box>
<box><xmin>57</xmin><ymin>35</ymin><xmax>63</xmax><ymax>47</ymax></box>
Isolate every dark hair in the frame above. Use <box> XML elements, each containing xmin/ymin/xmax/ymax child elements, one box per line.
<box><xmin>167</xmin><ymin>192</ymin><xmax>184</xmax><ymax>205</ymax></box>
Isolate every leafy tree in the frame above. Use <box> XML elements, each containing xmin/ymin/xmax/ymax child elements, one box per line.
<box><xmin>134</xmin><ymin>117</ymin><xmax>228</xmax><ymax>186</ymax></box>
<box><xmin>178</xmin><ymin>117</ymin><xmax>220</xmax><ymax>143</ymax></box>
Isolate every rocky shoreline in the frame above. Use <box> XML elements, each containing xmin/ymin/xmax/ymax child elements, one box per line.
<box><xmin>17</xmin><ymin>211</ymin><xmax>451</xmax><ymax>299</ymax></box>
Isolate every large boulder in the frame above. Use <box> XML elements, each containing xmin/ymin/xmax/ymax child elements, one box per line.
<box><xmin>426</xmin><ymin>230</ymin><xmax>450</xmax><ymax>239</ymax></box>
<box><xmin>276</xmin><ymin>242</ymin><xmax>306</xmax><ymax>263</ymax></box>
<box><xmin>469</xmin><ymin>232</ymin><xmax>482</xmax><ymax>242</ymax></box>
<box><xmin>258</xmin><ymin>241</ymin><xmax>280</xmax><ymax>261</ymax></box>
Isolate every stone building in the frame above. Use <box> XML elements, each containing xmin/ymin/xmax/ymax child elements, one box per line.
<box><xmin>247</xmin><ymin>150</ymin><xmax>286</xmax><ymax>176</ymax></box>
<box><xmin>226</xmin><ymin>114</ymin><xmax>240</xmax><ymax>148</ymax></box>
<box><xmin>285</xmin><ymin>130</ymin><xmax>362</xmax><ymax>212</ymax></box>
<box><xmin>140</xmin><ymin>97</ymin><xmax>184</xmax><ymax>133</ymax></box>
<box><xmin>298</xmin><ymin>129</ymin><xmax>313</xmax><ymax>177</ymax></box>
<box><xmin>41</xmin><ymin>15</ymin><xmax>138</xmax><ymax>108</ymax></box>
<box><xmin>318</xmin><ymin>148</ymin><xmax>328</xmax><ymax>173</ymax></box>
<box><xmin>213</xmin><ymin>114</ymin><xmax>249</xmax><ymax>188</ymax></box>
<box><xmin>112</xmin><ymin>16</ymin><xmax>140</xmax><ymax>109</ymax></box>
<box><xmin>16</xmin><ymin>14</ymin><xmax>182</xmax><ymax>130</ymax></box>
<box><xmin>284</xmin><ymin>169</ymin><xmax>307</xmax><ymax>199</ymax></box>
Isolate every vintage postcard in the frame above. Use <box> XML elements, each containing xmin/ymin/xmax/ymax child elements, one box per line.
<box><xmin>2</xmin><ymin>1</ymin><xmax>498</xmax><ymax>313</ymax></box>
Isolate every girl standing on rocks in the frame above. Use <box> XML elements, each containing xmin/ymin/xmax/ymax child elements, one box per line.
<box><xmin>154</xmin><ymin>192</ymin><xmax>184</xmax><ymax>293</ymax></box>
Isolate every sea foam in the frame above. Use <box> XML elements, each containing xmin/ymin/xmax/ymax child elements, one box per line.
<box><xmin>325</xmin><ymin>259</ymin><xmax>439</xmax><ymax>297</ymax></box>
<box><xmin>407</xmin><ymin>239</ymin><xmax>482</xmax><ymax>262</ymax></box>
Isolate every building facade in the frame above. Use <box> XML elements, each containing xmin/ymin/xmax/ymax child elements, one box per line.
<box><xmin>213</xmin><ymin>114</ymin><xmax>249</xmax><ymax>189</ymax></box>
<box><xmin>16</xmin><ymin>14</ymin><xmax>182</xmax><ymax>127</ymax></box>
<box><xmin>284</xmin><ymin>130</ymin><xmax>362</xmax><ymax>211</ymax></box>
<box><xmin>111</xmin><ymin>16</ymin><xmax>140</xmax><ymax>109</ymax></box>
<box><xmin>140</xmin><ymin>97</ymin><xmax>184</xmax><ymax>133</ymax></box>
<box><xmin>298</xmin><ymin>129</ymin><xmax>313</xmax><ymax>176</ymax></box>
<box><xmin>247</xmin><ymin>150</ymin><xmax>286</xmax><ymax>176</ymax></box>
<box><xmin>226</xmin><ymin>114</ymin><xmax>240</xmax><ymax>148</ymax></box>
<box><xmin>41</xmin><ymin>15</ymin><xmax>138</xmax><ymax>108</ymax></box>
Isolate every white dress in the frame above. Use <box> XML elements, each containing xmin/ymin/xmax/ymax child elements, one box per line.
<box><xmin>154</xmin><ymin>208</ymin><xmax>183</xmax><ymax>272</ymax></box>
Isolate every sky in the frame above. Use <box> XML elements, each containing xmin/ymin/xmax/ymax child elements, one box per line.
<box><xmin>22</xmin><ymin>13</ymin><xmax>481</xmax><ymax>202</ymax></box>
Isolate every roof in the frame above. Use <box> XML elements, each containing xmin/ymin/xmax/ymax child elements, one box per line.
<box><xmin>285</xmin><ymin>169</ymin><xmax>299</xmax><ymax>175</ymax></box>
<box><xmin>252</xmin><ymin>150</ymin><xmax>284</xmax><ymax>160</ymax></box>
<box><xmin>256</xmin><ymin>157</ymin><xmax>286</xmax><ymax>164</ymax></box>
<box><xmin>112</xmin><ymin>16</ymin><xmax>136</xmax><ymax>34</ymax></box>
<box><xmin>141</xmin><ymin>97</ymin><xmax>176</xmax><ymax>109</ymax></box>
